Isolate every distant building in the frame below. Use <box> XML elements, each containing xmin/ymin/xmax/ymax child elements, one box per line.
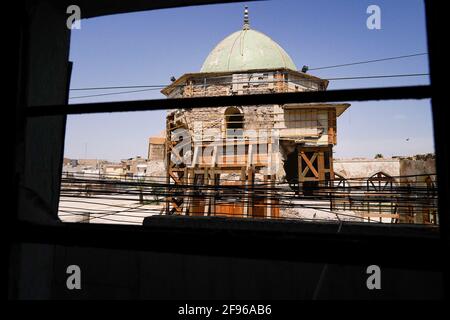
<box><xmin>77</xmin><ymin>159</ymin><xmax>107</xmax><ymax>167</ymax></box>
<box><xmin>121</xmin><ymin>156</ymin><xmax>147</xmax><ymax>177</ymax></box>
<box><xmin>148</xmin><ymin>136</ymin><xmax>165</xmax><ymax>161</ymax></box>
<box><xmin>103</xmin><ymin>163</ymin><xmax>124</xmax><ymax>177</ymax></box>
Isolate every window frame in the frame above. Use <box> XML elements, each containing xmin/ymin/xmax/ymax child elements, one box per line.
<box><xmin>12</xmin><ymin>0</ymin><xmax>448</xmax><ymax>273</ymax></box>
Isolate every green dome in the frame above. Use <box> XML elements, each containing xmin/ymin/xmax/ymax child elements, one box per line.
<box><xmin>200</xmin><ymin>29</ymin><xmax>297</xmax><ymax>73</ymax></box>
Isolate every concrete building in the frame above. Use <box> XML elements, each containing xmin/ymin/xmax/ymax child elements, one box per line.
<box><xmin>121</xmin><ymin>156</ymin><xmax>148</xmax><ymax>177</ymax></box>
<box><xmin>330</xmin><ymin>155</ymin><xmax>437</xmax><ymax>224</ymax></box>
<box><xmin>334</xmin><ymin>154</ymin><xmax>436</xmax><ymax>185</ymax></box>
<box><xmin>148</xmin><ymin>135</ymin><xmax>165</xmax><ymax>161</ymax></box>
<box><xmin>103</xmin><ymin>163</ymin><xmax>124</xmax><ymax>177</ymax></box>
<box><xmin>76</xmin><ymin>158</ymin><xmax>107</xmax><ymax>167</ymax></box>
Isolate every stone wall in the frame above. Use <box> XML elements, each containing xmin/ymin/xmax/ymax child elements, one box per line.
<box><xmin>181</xmin><ymin>105</ymin><xmax>276</xmax><ymax>141</ymax></box>
<box><xmin>148</xmin><ymin>143</ymin><xmax>165</xmax><ymax>161</ymax></box>
<box><xmin>166</xmin><ymin>70</ymin><xmax>324</xmax><ymax>99</ymax></box>
<box><xmin>334</xmin><ymin>158</ymin><xmax>401</xmax><ymax>181</ymax></box>
<box><xmin>399</xmin><ymin>157</ymin><xmax>436</xmax><ymax>184</ymax></box>
<box><xmin>334</xmin><ymin>157</ymin><xmax>437</xmax><ymax>184</ymax></box>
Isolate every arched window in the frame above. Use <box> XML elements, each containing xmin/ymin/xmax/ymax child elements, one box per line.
<box><xmin>225</xmin><ymin>107</ymin><xmax>244</xmax><ymax>138</ymax></box>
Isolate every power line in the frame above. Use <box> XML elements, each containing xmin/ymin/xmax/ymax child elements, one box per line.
<box><xmin>327</xmin><ymin>73</ymin><xmax>429</xmax><ymax>81</ymax></box>
<box><xmin>58</xmin><ymin>172</ymin><xmax>438</xmax><ymax>225</ymax></box>
<box><xmin>70</xmin><ymin>85</ymin><xmax>167</xmax><ymax>91</ymax></box>
<box><xmin>69</xmin><ymin>87</ymin><xmax>162</xmax><ymax>99</ymax></box>
<box><xmin>69</xmin><ymin>73</ymin><xmax>429</xmax><ymax>99</ymax></box>
<box><xmin>308</xmin><ymin>52</ymin><xmax>428</xmax><ymax>71</ymax></box>
<box><xmin>69</xmin><ymin>52</ymin><xmax>429</xmax><ymax>94</ymax></box>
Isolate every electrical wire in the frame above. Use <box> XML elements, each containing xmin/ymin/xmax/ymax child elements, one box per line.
<box><xmin>67</xmin><ymin>51</ymin><xmax>430</xmax><ymax>101</ymax></box>
<box><xmin>57</xmin><ymin>173</ymin><xmax>438</xmax><ymax>225</ymax></box>
<box><xmin>308</xmin><ymin>52</ymin><xmax>428</xmax><ymax>71</ymax></box>
<box><xmin>68</xmin><ymin>73</ymin><xmax>429</xmax><ymax>99</ymax></box>
<box><xmin>69</xmin><ymin>52</ymin><xmax>429</xmax><ymax>92</ymax></box>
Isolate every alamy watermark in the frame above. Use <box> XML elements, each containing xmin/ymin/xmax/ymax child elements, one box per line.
<box><xmin>66</xmin><ymin>265</ymin><xmax>81</xmax><ymax>290</ymax></box>
<box><xmin>366</xmin><ymin>265</ymin><xmax>381</xmax><ymax>290</ymax></box>
<box><xmin>65</xmin><ymin>5</ymin><xmax>381</xmax><ymax>33</ymax></box>
<box><xmin>66</xmin><ymin>5</ymin><xmax>81</xmax><ymax>30</ymax></box>
<box><xmin>367</xmin><ymin>5</ymin><xmax>381</xmax><ymax>30</ymax></box>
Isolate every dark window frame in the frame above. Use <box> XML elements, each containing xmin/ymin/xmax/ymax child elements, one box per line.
<box><xmin>12</xmin><ymin>0</ymin><xmax>448</xmax><ymax>274</ymax></box>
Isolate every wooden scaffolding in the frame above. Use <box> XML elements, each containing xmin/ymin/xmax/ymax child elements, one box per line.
<box><xmin>165</xmin><ymin>114</ymin><xmax>279</xmax><ymax>218</ymax></box>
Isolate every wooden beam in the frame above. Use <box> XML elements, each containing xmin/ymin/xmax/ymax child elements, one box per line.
<box><xmin>247</xmin><ymin>143</ymin><xmax>253</xmax><ymax>169</ymax></box>
<box><xmin>191</xmin><ymin>145</ymin><xmax>200</xmax><ymax>167</ymax></box>
<box><xmin>247</xmin><ymin>166</ymin><xmax>254</xmax><ymax>217</ymax></box>
<box><xmin>298</xmin><ymin>148</ymin><xmax>303</xmax><ymax>183</ymax></box>
<box><xmin>168</xmin><ymin>171</ymin><xmax>181</xmax><ymax>184</ymax></box>
<box><xmin>318</xmin><ymin>152</ymin><xmax>325</xmax><ymax>182</ymax></box>
<box><xmin>300</xmin><ymin>152</ymin><xmax>319</xmax><ymax>178</ymax></box>
<box><xmin>328</xmin><ymin>109</ymin><xmax>337</xmax><ymax>145</ymax></box>
<box><xmin>263</xmin><ymin>175</ymin><xmax>268</xmax><ymax>218</ymax></box>
<box><xmin>203</xmin><ymin>167</ymin><xmax>211</xmax><ymax>216</ymax></box>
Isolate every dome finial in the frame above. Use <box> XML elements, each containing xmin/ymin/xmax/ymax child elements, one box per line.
<box><xmin>243</xmin><ymin>5</ymin><xmax>250</xmax><ymax>30</ymax></box>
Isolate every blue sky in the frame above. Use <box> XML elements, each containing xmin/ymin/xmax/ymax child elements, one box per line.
<box><xmin>64</xmin><ymin>0</ymin><xmax>433</xmax><ymax>161</ymax></box>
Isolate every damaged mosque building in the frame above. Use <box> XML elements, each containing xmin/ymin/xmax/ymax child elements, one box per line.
<box><xmin>146</xmin><ymin>7</ymin><xmax>437</xmax><ymax>224</ymax></box>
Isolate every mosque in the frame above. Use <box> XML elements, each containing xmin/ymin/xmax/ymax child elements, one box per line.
<box><xmin>157</xmin><ymin>6</ymin><xmax>350</xmax><ymax>217</ymax></box>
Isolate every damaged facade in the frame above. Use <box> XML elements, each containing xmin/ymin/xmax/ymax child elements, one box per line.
<box><xmin>153</xmin><ymin>8</ymin><xmax>437</xmax><ymax>224</ymax></box>
<box><xmin>159</xmin><ymin>8</ymin><xmax>348</xmax><ymax>218</ymax></box>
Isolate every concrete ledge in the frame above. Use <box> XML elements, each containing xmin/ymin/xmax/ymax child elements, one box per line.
<box><xmin>15</xmin><ymin>217</ymin><xmax>443</xmax><ymax>271</ymax></box>
<box><xmin>143</xmin><ymin>215</ymin><xmax>439</xmax><ymax>238</ymax></box>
